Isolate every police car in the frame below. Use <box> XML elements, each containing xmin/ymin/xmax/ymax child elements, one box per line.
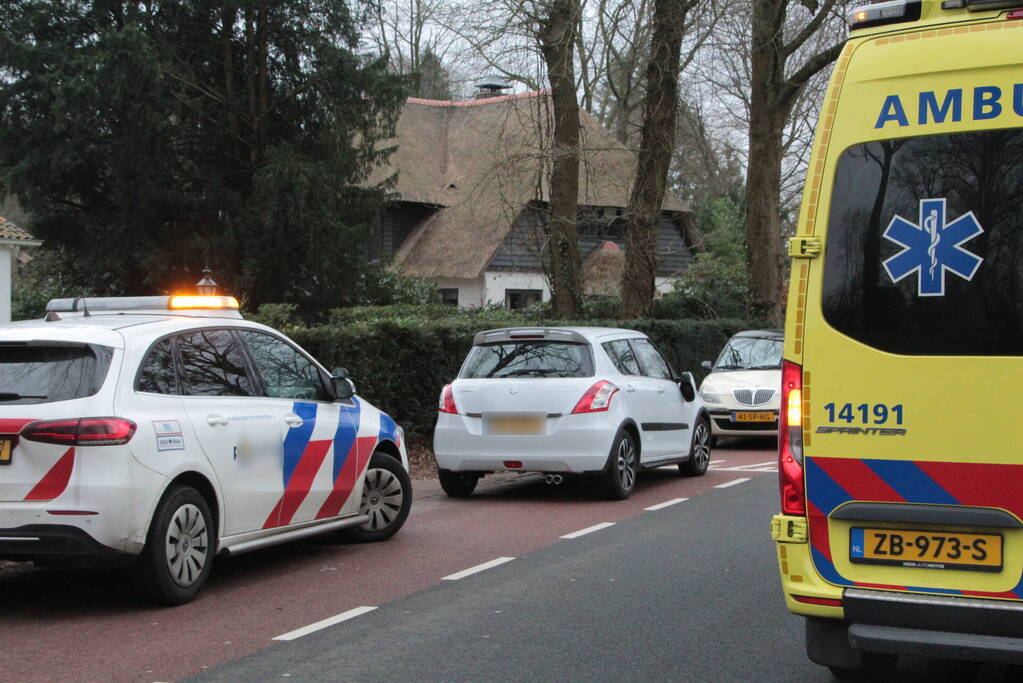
<box><xmin>772</xmin><ymin>0</ymin><xmax>1023</xmax><ymax>676</ymax></box>
<box><xmin>0</xmin><ymin>295</ymin><xmax>411</xmax><ymax>604</ymax></box>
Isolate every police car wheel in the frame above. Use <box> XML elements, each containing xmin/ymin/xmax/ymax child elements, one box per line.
<box><xmin>438</xmin><ymin>469</ymin><xmax>479</xmax><ymax>497</ymax></box>
<box><xmin>134</xmin><ymin>485</ymin><xmax>214</xmax><ymax>606</ymax></box>
<box><xmin>604</xmin><ymin>429</ymin><xmax>637</xmax><ymax>500</ymax></box>
<box><xmin>680</xmin><ymin>417</ymin><xmax>711</xmax><ymax>477</ymax></box>
<box><xmin>340</xmin><ymin>452</ymin><xmax>411</xmax><ymax>543</ymax></box>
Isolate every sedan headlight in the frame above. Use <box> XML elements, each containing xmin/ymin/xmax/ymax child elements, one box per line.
<box><xmin>700</xmin><ymin>388</ymin><xmax>721</xmax><ymax>404</ymax></box>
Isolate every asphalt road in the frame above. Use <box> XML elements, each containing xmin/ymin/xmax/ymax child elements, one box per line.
<box><xmin>3</xmin><ymin>440</ymin><xmax>1018</xmax><ymax>681</ymax></box>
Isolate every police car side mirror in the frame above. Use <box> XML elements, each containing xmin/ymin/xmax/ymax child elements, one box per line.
<box><xmin>332</xmin><ymin>376</ymin><xmax>356</xmax><ymax>401</ymax></box>
<box><xmin>678</xmin><ymin>372</ymin><xmax>697</xmax><ymax>402</ymax></box>
<box><xmin>701</xmin><ymin>360</ymin><xmax>713</xmax><ymax>372</ymax></box>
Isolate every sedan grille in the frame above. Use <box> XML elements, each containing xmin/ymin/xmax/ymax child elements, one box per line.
<box><xmin>733</xmin><ymin>388</ymin><xmax>776</xmax><ymax>406</ymax></box>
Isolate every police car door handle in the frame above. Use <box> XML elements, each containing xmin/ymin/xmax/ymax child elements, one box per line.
<box><xmin>283</xmin><ymin>413</ymin><xmax>304</xmax><ymax>428</ymax></box>
<box><xmin>206</xmin><ymin>415</ymin><xmax>230</xmax><ymax>427</ymax></box>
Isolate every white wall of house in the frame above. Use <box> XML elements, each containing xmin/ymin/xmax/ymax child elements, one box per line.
<box><xmin>483</xmin><ymin>271</ymin><xmax>550</xmax><ymax>307</ymax></box>
<box><xmin>0</xmin><ymin>247</ymin><xmax>11</xmax><ymax>323</ymax></box>
<box><xmin>428</xmin><ymin>277</ymin><xmax>486</xmax><ymax>307</ymax></box>
<box><xmin>655</xmin><ymin>276</ymin><xmax>675</xmax><ymax>295</ymax></box>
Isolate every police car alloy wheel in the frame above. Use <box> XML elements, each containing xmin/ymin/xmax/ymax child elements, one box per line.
<box><xmin>341</xmin><ymin>452</ymin><xmax>411</xmax><ymax>543</ymax></box>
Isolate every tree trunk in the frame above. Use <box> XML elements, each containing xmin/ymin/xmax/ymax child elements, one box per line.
<box><xmin>538</xmin><ymin>0</ymin><xmax>582</xmax><ymax>317</ymax></box>
<box><xmin>619</xmin><ymin>0</ymin><xmax>689</xmax><ymax>318</ymax></box>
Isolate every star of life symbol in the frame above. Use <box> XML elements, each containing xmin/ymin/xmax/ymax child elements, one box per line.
<box><xmin>882</xmin><ymin>198</ymin><xmax>984</xmax><ymax>297</ymax></box>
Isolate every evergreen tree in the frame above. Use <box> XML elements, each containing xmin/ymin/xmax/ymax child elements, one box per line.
<box><xmin>0</xmin><ymin>1</ymin><xmax>407</xmax><ymax>316</ymax></box>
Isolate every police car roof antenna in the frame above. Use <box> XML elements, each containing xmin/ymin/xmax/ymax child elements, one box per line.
<box><xmin>75</xmin><ymin>296</ymin><xmax>91</xmax><ymax>317</ymax></box>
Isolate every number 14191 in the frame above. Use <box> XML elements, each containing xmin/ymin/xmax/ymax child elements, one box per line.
<box><xmin>824</xmin><ymin>402</ymin><xmax>903</xmax><ymax>425</ymax></box>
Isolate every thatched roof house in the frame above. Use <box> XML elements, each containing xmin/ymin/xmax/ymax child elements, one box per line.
<box><xmin>371</xmin><ymin>90</ymin><xmax>695</xmax><ymax>308</ymax></box>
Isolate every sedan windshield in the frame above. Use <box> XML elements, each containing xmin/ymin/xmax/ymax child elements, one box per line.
<box><xmin>460</xmin><ymin>342</ymin><xmax>594</xmax><ymax>378</ymax></box>
<box><xmin>714</xmin><ymin>337</ymin><xmax>782</xmax><ymax>371</ymax></box>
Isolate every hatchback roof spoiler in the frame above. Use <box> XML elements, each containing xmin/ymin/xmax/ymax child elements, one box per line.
<box><xmin>472</xmin><ymin>328</ymin><xmax>589</xmax><ymax>346</ymax></box>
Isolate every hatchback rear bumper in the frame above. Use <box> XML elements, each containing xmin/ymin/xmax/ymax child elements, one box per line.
<box><xmin>433</xmin><ymin>412</ymin><xmax>618</xmax><ymax>473</ymax></box>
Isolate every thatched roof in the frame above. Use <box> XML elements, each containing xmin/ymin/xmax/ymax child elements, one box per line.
<box><xmin>374</xmin><ymin>91</ymin><xmax>689</xmax><ymax>279</ymax></box>
<box><xmin>582</xmin><ymin>240</ymin><xmax>625</xmax><ymax>296</ymax></box>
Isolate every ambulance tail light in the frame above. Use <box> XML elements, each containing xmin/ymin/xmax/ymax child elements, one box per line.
<box><xmin>21</xmin><ymin>418</ymin><xmax>137</xmax><ymax>446</ymax></box>
<box><xmin>847</xmin><ymin>0</ymin><xmax>922</xmax><ymax>30</ymax></box>
<box><xmin>779</xmin><ymin>360</ymin><xmax>806</xmax><ymax>516</ymax></box>
<box><xmin>439</xmin><ymin>384</ymin><xmax>458</xmax><ymax>414</ymax></box>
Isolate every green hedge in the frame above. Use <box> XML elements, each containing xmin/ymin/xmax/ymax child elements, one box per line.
<box><xmin>288</xmin><ymin>317</ymin><xmax>759</xmax><ymax>440</ymax></box>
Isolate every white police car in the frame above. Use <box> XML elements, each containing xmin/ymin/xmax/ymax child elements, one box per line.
<box><xmin>0</xmin><ymin>295</ymin><xmax>411</xmax><ymax>604</ymax></box>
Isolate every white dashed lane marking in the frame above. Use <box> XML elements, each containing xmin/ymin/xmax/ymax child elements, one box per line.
<box><xmin>273</xmin><ymin>606</ymin><xmax>378</xmax><ymax>641</ymax></box>
<box><xmin>561</xmin><ymin>522</ymin><xmax>616</xmax><ymax>539</ymax></box>
<box><xmin>644</xmin><ymin>498</ymin><xmax>689</xmax><ymax>511</ymax></box>
<box><xmin>442</xmin><ymin>557</ymin><xmax>516</xmax><ymax>581</ymax></box>
<box><xmin>715</xmin><ymin>478</ymin><xmax>751</xmax><ymax>489</ymax></box>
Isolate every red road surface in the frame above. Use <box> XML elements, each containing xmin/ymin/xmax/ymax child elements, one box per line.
<box><xmin>1</xmin><ymin>440</ymin><xmax>777</xmax><ymax>682</ymax></box>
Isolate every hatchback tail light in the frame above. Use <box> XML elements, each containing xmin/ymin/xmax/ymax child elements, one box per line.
<box><xmin>438</xmin><ymin>384</ymin><xmax>458</xmax><ymax>414</ymax></box>
<box><xmin>779</xmin><ymin>360</ymin><xmax>806</xmax><ymax>515</ymax></box>
<box><xmin>20</xmin><ymin>418</ymin><xmax>137</xmax><ymax>446</ymax></box>
<box><xmin>571</xmin><ymin>380</ymin><xmax>618</xmax><ymax>414</ymax></box>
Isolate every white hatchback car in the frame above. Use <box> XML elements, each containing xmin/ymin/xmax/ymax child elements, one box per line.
<box><xmin>0</xmin><ymin>296</ymin><xmax>411</xmax><ymax>604</ymax></box>
<box><xmin>433</xmin><ymin>327</ymin><xmax>710</xmax><ymax>500</ymax></box>
<box><xmin>697</xmin><ymin>329</ymin><xmax>783</xmax><ymax>443</ymax></box>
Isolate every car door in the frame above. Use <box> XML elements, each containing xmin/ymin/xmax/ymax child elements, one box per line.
<box><xmin>629</xmin><ymin>338</ymin><xmax>693</xmax><ymax>459</ymax></box>
<box><xmin>602</xmin><ymin>338</ymin><xmax>664</xmax><ymax>459</ymax></box>
<box><xmin>237</xmin><ymin>330</ymin><xmax>357</xmax><ymax>528</ymax></box>
<box><xmin>177</xmin><ymin>328</ymin><xmax>284</xmax><ymax>536</ymax></box>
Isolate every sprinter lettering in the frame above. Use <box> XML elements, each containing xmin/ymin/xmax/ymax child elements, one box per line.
<box><xmin>875</xmin><ymin>84</ymin><xmax>1023</xmax><ymax>128</ymax></box>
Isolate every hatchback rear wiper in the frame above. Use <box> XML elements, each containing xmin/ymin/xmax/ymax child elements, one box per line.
<box><xmin>0</xmin><ymin>392</ymin><xmax>47</xmax><ymax>401</ymax></box>
<box><xmin>497</xmin><ymin>368</ymin><xmax>558</xmax><ymax>377</ymax></box>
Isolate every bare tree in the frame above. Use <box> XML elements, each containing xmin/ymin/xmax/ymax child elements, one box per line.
<box><xmin>619</xmin><ymin>0</ymin><xmax>699</xmax><ymax>318</ymax></box>
<box><xmin>538</xmin><ymin>0</ymin><xmax>583</xmax><ymax>316</ymax></box>
<box><xmin>746</xmin><ymin>0</ymin><xmax>847</xmax><ymax>325</ymax></box>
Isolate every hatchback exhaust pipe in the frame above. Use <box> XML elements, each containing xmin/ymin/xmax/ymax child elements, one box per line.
<box><xmin>544</xmin><ymin>473</ymin><xmax>564</xmax><ymax>485</ymax></box>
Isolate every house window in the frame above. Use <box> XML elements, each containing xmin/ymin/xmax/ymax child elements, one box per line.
<box><xmin>440</xmin><ymin>288</ymin><xmax>459</xmax><ymax>306</ymax></box>
<box><xmin>505</xmin><ymin>289</ymin><xmax>542</xmax><ymax>310</ymax></box>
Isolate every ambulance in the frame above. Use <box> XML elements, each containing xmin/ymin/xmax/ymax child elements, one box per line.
<box><xmin>770</xmin><ymin>0</ymin><xmax>1023</xmax><ymax>676</ymax></box>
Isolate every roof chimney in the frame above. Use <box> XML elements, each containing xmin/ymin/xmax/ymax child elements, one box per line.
<box><xmin>475</xmin><ymin>76</ymin><xmax>511</xmax><ymax>100</ymax></box>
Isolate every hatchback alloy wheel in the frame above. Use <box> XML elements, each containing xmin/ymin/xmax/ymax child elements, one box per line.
<box><xmin>617</xmin><ymin>437</ymin><xmax>637</xmax><ymax>491</ymax></box>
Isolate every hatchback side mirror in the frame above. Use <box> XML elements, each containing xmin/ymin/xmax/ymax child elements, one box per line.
<box><xmin>678</xmin><ymin>371</ymin><xmax>697</xmax><ymax>402</ymax></box>
<box><xmin>701</xmin><ymin>360</ymin><xmax>713</xmax><ymax>372</ymax></box>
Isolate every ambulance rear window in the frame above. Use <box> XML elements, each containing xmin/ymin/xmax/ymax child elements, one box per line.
<box><xmin>822</xmin><ymin>127</ymin><xmax>1023</xmax><ymax>355</ymax></box>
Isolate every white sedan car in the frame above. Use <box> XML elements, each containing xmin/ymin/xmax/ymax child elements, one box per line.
<box><xmin>0</xmin><ymin>295</ymin><xmax>411</xmax><ymax>604</ymax></box>
<box><xmin>697</xmin><ymin>329</ymin><xmax>783</xmax><ymax>443</ymax></box>
<box><xmin>433</xmin><ymin>327</ymin><xmax>710</xmax><ymax>500</ymax></box>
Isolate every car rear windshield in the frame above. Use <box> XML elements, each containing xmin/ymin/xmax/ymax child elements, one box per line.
<box><xmin>714</xmin><ymin>336</ymin><xmax>782</xmax><ymax>370</ymax></box>
<box><xmin>460</xmin><ymin>341</ymin><xmax>594</xmax><ymax>378</ymax></box>
<box><xmin>822</xmin><ymin>128</ymin><xmax>1023</xmax><ymax>355</ymax></box>
<box><xmin>0</xmin><ymin>344</ymin><xmax>113</xmax><ymax>404</ymax></box>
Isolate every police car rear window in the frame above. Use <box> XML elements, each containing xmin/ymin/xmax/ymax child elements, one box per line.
<box><xmin>0</xmin><ymin>343</ymin><xmax>113</xmax><ymax>404</ymax></box>
<box><xmin>822</xmin><ymin>127</ymin><xmax>1023</xmax><ymax>355</ymax></box>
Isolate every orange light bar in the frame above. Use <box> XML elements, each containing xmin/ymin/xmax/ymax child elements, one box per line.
<box><xmin>169</xmin><ymin>295</ymin><xmax>240</xmax><ymax>310</ymax></box>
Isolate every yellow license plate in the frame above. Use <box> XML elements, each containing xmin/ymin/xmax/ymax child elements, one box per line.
<box><xmin>488</xmin><ymin>416</ymin><xmax>544</xmax><ymax>435</ymax></box>
<box><xmin>851</xmin><ymin>527</ymin><xmax>1003</xmax><ymax>572</ymax></box>
<box><xmin>732</xmin><ymin>411</ymin><xmax>773</xmax><ymax>422</ymax></box>
<box><xmin>0</xmin><ymin>439</ymin><xmax>11</xmax><ymax>465</ymax></box>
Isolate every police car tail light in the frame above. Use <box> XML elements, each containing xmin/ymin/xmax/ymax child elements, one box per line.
<box><xmin>439</xmin><ymin>384</ymin><xmax>458</xmax><ymax>414</ymax></box>
<box><xmin>779</xmin><ymin>360</ymin><xmax>806</xmax><ymax>516</ymax></box>
<box><xmin>21</xmin><ymin>418</ymin><xmax>137</xmax><ymax>446</ymax></box>
<box><xmin>571</xmin><ymin>380</ymin><xmax>619</xmax><ymax>414</ymax></box>
<box><xmin>168</xmin><ymin>295</ymin><xmax>240</xmax><ymax>310</ymax></box>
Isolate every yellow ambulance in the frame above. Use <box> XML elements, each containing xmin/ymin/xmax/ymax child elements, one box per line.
<box><xmin>771</xmin><ymin>0</ymin><xmax>1023</xmax><ymax>676</ymax></box>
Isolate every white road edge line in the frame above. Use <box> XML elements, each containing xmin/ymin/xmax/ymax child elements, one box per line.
<box><xmin>561</xmin><ymin>522</ymin><xmax>616</xmax><ymax>539</ymax></box>
<box><xmin>710</xmin><ymin>459</ymin><xmax>726</xmax><ymax>464</ymax></box>
<box><xmin>273</xmin><ymin>606</ymin><xmax>378</xmax><ymax>641</ymax></box>
<box><xmin>644</xmin><ymin>498</ymin><xmax>689</xmax><ymax>511</ymax></box>
<box><xmin>715</xmin><ymin>478</ymin><xmax>751</xmax><ymax>489</ymax></box>
<box><xmin>442</xmin><ymin>556</ymin><xmax>516</xmax><ymax>581</ymax></box>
